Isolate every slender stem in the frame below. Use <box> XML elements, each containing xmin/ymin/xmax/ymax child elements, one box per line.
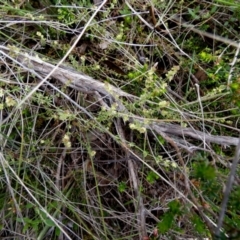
<box><xmin>215</xmin><ymin>136</ymin><xmax>240</xmax><ymax>237</ymax></box>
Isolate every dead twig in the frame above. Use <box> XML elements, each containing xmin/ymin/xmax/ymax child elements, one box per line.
<box><xmin>215</xmin><ymin>136</ymin><xmax>240</xmax><ymax>237</ymax></box>
<box><xmin>114</xmin><ymin>118</ymin><xmax>147</xmax><ymax>240</ymax></box>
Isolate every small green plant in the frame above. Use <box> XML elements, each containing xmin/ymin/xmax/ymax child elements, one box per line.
<box><xmin>118</xmin><ymin>182</ymin><xmax>127</xmax><ymax>193</ymax></box>
<box><xmin>119</xmin><ymin>4</ymin><xmax>133</xmax><ymax>26</ymax></box>
<box><xmin>192</xmin><ymin>161</ymin><xmax>216</xmax><ymax>181</ymax></box>
<box><xmin>198</xmin><ymin>49</ymin><xmax>217</xmax><ymax>63</ymax></box>
<box><xmin>146</xmin><ymin>171</ymin><xmax>159</xmax><ymax>184</ymax></box>
<box><xmin>157</xmin><ymin>200</ymin><xmax>182</xmax><ymax>234</ymax></box>
<box><xmin>230</xmin><ymin>77</ymin><xmax>240</xmax><ymax>107</ymax></box>
<box><xmin>57</xmin><ymin>8</ymin><xmax>75</xmax><ymax>24</ymax></box>
<box><xmin>188</xmin><ymin>6</ymin><xmax>201</xmax><ymax>20</ymax></box>
<box><xmin>191</xmin><ymin>214</ymin><xmax>209</xmax><ymax>236</ymax></box>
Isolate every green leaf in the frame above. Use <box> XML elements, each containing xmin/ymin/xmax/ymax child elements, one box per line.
<box><xmin>158</xmin><ymin>213</ymin><xmax>174</xmax><ymax>234</ymax></box>
<box><xmin>44</xmin><ymin>218</ymin><xmax>56</xmax><ymax>227</ymax></box>
<box><xmin>157</xmin><ymin>200</ymin><xmax>182</xmax><ymax>234</ymax></box>
<box><xmin>55</xmin><ymin>226</ymin><xmax>61</xmax><ymax>237</ymax></box>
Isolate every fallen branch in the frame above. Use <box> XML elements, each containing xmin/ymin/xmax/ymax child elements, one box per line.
<box><xmin>0</xmin><ymin>45</ymin><xmax>239</xmax><ymax>148</ymax></box>
<box><xmin>0</xmin><ymin>45</ymin><xmax>134</xmax><ymax>99</ymax></box>
<box><xmin>150</xmin><ymin>122</ymin><xmax>240</xmax><ymax>147</ymax></box>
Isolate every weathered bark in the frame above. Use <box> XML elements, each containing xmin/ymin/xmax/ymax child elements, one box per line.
<box><xmin>0</xmin><ymin>45</ymin><xmax>239</xmax><ymax>149</ymax></box>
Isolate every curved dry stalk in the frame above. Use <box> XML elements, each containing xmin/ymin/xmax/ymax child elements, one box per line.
<box><xmin>215</xmin><ymin>136</ymin><xmax>240</xmax><ymax>237</ymax></box>
<box><xmin>114</xmin><ymin>118</ymin><xmax>147</xmax><ymax>239</ymax></box>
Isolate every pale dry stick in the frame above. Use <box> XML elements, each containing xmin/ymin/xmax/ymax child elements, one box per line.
<box><xmin>56</xmin><ymin>148</ymin><xmax>67</xmax><ymax>191</ymax></box>
<box><xmin>0</xmin><ymin>45</ymin><xmax>134</xmax><ymax>98</ymax></box>
<box><xmin>0</xmin><ymin>152</ymin><xmax>73</xmax><ymax>240</ymax></box>
<box><xmin>56</xmin><ymin>148</ymin><xmax>66</xmax><ymax>240</ymax></box>
<box><xmin>0</xmin><ymin>0</ymin><xmax>108</xmax><ymax>122</ymax></box>
<box><xmin>150</xmin><ymin>122</ymin><xmax>239</xmax><ymax>147</ymax></box>
<box><xmin>162</xmin><ymin>89</ymin><xmax>209</xmax><ymax>151</ymax></box>
<box><xmin>215</xmin><ymin>136</ymin><xmax>240</xmax><ymax>237</ymax></box>
<box><xmin>0</xmin><ymin>20</ymin><xmax>66</xmax><ymax>30</ymax></box>
<box><xmin>114</xmin><ymin>118</ymin><xmax>147</xmax><ymax>239</ymax></box>
<box><xmin>0</xmin><ymin>49</ymin><xmax>98</xmax><ymax>124</ymax></box>
<box><xmin>227</xmin><ymin>41</ymin><xmax>240</xmax><ymax>86</ymax></box>
<box><xmin>195</xmin><ymin>84</ymin><xmax>206</xmax><ymax>149</ymax></box>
